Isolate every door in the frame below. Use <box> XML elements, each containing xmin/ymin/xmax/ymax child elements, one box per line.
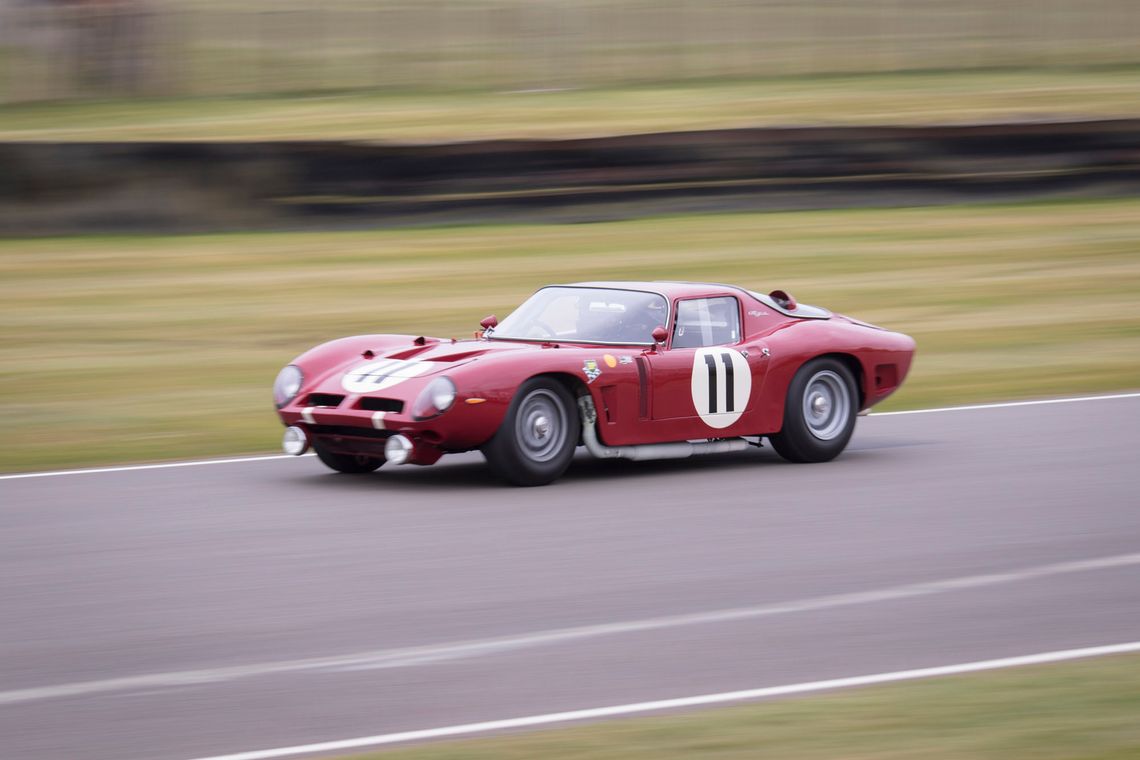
<box><xmin>645</xmin><ymin>296</ymin><xmax>766</xmax><ymax>438</ymax></box>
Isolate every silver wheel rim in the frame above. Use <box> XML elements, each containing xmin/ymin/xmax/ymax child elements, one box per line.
<box><xmin>515</xmin><ymin>389</ymin><xmax>568</xmax><ymax>463</ymax></box>
<box><xmin>802</xmin><ymin>369</ymin><xmax>850</xmax><ymax>441</ymax></box>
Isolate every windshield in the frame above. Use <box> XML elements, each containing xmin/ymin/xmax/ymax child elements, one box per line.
<box><xmin>491</xmin><ymin>287</ymin><xmax>669</xmax><ymax>345</ymax></box>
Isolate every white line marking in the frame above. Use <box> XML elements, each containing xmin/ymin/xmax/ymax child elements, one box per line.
<box><xmin>184</xmin><ymin>641</ymin><xmax>1140</xmax><ymax>760</ymax></box>
<box><xmin>300</xmin><ymin>407</ymin><xmax>316</xmax><ymax>425</ymax></box>
<box><xmin>871</xmin><ymin>391</ymin><xmax>1140</xmax><ymax>416</ymax></box>
<box><xmin>1</xmin><ymin>391</ymin><xmax>1136</xmax><ymax>481</ymax></box>
<box><xmin>0</xmin><ymin>453</ymin><xmax>314</xmax><ymax>481</ymax></box>
<box><xmin>3</xmin><ymin>551</ymin><xmax>1137</xmax><ymax>707</ymax></box>
<box><xmin>371</xmin><ymin>412</ymin><xmax>387</xmax><ymax>430</ymax></box>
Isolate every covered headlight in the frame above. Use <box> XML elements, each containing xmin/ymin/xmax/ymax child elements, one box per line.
<box><xmin>273</xmin><ymin>365</ymin><xmax>304</xmax><ymax>408</ymax></box>
<box><xmin>412</xmin><ymin>376</ymin><xmax>456</xmax><ymax>419</ymax></box>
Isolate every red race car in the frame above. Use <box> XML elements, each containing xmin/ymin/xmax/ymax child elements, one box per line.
<box><xmin>273</xmin><ymin>282</ymin><xmax>915</xmax><ymax>485</ymax></box>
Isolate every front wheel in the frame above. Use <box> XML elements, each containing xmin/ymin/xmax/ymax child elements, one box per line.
<box><xmin>312</xmin><ymin>441</ymin><xmax>385</xmax><ymax>473</ymax></box>
<box><xmin>769</xmin><ymin>358</ymin><xmax>858</xmax><ymax>463</ymax></box>
<box><xmin>482</xmin><ymin>378</ymin><xmax>580</xmax><ymax>486</ymax></box>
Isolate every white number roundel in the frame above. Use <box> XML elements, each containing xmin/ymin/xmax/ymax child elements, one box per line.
<box><xmin>342</xmin><ymin>359</ymin><xmax>431</xmax><ymax>393</ymax></box>
<box><xmin>690</xmin><ymin>347</ymin><xmax>752</xmax><ymax>428</ymax></box>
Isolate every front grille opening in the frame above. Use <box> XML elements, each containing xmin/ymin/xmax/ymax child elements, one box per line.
<box><xmin>306</xmin><ymin>393</ymin><xmax>345</xmax><ymax>407</ymax></box>
<box><xmin>309</xmin><ymin>425</ymin><xmax>390</xmax><ymax>440</ymax></box>
<box><xmin>358</xmin><ymin>397</ymin><xmax>404</xmax><ymax>413</ymax></box>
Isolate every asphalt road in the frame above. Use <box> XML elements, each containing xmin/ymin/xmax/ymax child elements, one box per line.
<box><xmin>2</xmin><ymin>395</ymin><xmax>1139</xmax><ymax>760</ymax></box>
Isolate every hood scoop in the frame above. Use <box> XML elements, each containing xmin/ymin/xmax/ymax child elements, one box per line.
<box><xmin>382</xmin><ymin>339</ymin><xmax>442</xmax><ymax>361</ymax></box>
<box><xmin>423</xmin><ymin>348</ymin><xmax>494</xmax><ymax>362</ymax></box>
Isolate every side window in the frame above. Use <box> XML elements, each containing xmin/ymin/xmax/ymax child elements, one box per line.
<box><xmin>672</xmin><ymin>297</ymin><xmax>740</xmax><ymax>348</ymax></box>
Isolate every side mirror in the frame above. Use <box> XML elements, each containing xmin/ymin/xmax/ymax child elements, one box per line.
<box><xmin>651</xmin><ymin>325</ymin><xmax>668</xmax><ymax>344</ymax></box>
<box><xmin>480</xmin><ymin>315</ymin><xmax>498</xmax><ymax>330</ymax></box>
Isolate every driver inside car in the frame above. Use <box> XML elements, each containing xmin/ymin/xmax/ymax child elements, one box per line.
<box><xmin>617</xmin><ymin>295</ymin><xmax>666</xmax><ymax>343</ymax></box>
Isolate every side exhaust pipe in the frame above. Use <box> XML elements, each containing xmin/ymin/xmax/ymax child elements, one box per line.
<box><xmin>577</xmin><ymin>396</ymin><xmax>749</xmax><ymax>461</ymax></box>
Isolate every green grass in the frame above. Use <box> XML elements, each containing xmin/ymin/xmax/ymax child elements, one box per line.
<box><xmin>3</xmin><ymin>197</ymin><xmax>1140</xmax><ymax>472</ymax></box>
<box><xmin>341</xmin><ymin>652</ymin><xmax>1140</xmax><ymax>759</ymax></box>
<box><xmin>2</xmin><ymin>69</ymin><xmax>1140</xmax><ymax>142</ymax></box>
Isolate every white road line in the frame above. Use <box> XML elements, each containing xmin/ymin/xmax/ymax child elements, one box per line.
<box><xmin>185</xmin><ymin>641</ymin><xmax>1140</xmax><ymax>760</ymax></box>
<box><xmin>0</xmin><ymin>453</ymin><xmax>314</xmax><ymax>481</ymax></box>
<box><xmin>2</xmin><ymin>391</ymin><xmax>1137</xmax><ymax>481</ymax></box>
<box><xmin>3</xmin><ymin>551</ymin><xmax>1138</xmax><ymax>707</ymax></box>
<box><xmin>871</xmin><ymin>391</ymin><xmax>1140</xmax><ymax>416</ymax></box>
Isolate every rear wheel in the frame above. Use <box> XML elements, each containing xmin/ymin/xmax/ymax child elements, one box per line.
<box><xmin>312</xmin><ymin>441</ymin><xmax>385</xmax><ymax>473</ymax></box>
<box><xmin>482</xmin><ymin>378</ymin><xmax>580</xmax><ymax>486</ymax></box>
<box><xmin>769</xmin><ymin>358</ymin><xmax>858</xmax><ymax>463</ymax></box>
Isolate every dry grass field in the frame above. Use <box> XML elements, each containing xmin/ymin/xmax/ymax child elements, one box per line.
<box><xmin>3</xmin><ymin>198</ymin><xmax>1138</xmax><ymax>471</ymax></box>
<box><xmin>2</xmin><ymin>69</ymin><xmax>1139</xmax><ymax>142</ymax></box>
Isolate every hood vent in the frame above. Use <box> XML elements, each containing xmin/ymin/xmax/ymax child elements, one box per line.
<box><xmin>424</xmin><ymin>349</ymin><xmax>492</xmax><ymax>362</ymax></box>
<box><xmin>387</xmin><ymin>341</ymin><xmax>440</xmax><ymax>360</ymax></box>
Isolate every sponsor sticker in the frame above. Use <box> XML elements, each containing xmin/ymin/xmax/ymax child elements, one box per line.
<box><xmin>583</xmin><ymin>359</ymin><xmax>601</xmax><ymax>383</ymax></box>
<box><xmin>618</xmin><ymin>355</ymin><xmax>634</xmax><ymax>365</ymax></box>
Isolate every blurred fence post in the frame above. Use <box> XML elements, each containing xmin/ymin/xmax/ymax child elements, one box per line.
<box><xmin>0</xmin><ymin>1</ymin><xmax>15</xmax><ymax>103</ymax></box>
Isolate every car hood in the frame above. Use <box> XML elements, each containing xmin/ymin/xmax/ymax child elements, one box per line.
<box><xmin>306</xmin><ymin>337</ymin><xmax>570</xmax><ymax>398</ymax></box>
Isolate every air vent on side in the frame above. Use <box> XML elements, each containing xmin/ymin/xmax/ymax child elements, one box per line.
<box><xmin>635</xmin><ymin>357</ymin><xmax>650</xmax><ymax>419</ymax></box>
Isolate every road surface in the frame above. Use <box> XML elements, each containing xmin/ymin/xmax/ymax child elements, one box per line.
<box><xmin>2</xmin><ymin>395</ymin><xmax>1138</xmax><ymax>759</ymax></box>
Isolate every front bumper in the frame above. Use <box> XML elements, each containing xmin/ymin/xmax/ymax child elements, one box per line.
<box><xmin>277</xmin><ymin>389</ymin><xmax>504</xmax><ymax>465</ymax></box>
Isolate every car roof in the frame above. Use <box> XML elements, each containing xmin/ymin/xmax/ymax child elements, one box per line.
<box><xmin>558</xmin><ymin>281</ymin><xmax>831</xmax><ymax>319</ymax></box>
<box><xmin>561</xmin><ymin>281</ymin><xmax>750</xmax><ymax>300</ymax></box>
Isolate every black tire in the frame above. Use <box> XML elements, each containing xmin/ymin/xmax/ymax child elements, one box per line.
<box><xmin>312</xmin><ymin>441</ymin><xmax>385</xmax><ymax>474</ymax></box>
<box><xmin>768</xmin><ymin>357</ymin><xmax>858</xmax><ymax>463</ymax></box>
<box><xmin>482</xmin><ymin>378</ymin><xmax>580</xmax><ymax>486</ymax></box>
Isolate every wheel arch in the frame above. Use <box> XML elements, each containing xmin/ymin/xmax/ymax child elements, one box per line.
<box><xmin>767</xmin><ymin>352</ymin><xmax>862</xmax><ymax>463</ymax></box>
<box><xmin>529</xmin><ymin>371</ymin><xmax>592</xmax><ymax>401</ymax></box>
<box><xmin>812</xmin><ymin>352</ymin><xmax>866</xmax><ymax>409</ymax></box>
<box><xmin>481</xmin><ymin>371</ymin><xmax>584</xmax><ymax>486</ymax></box>
<box><xmin>527</xmin><ymin>371</ymin><xmax>593</xmax><ymax>446</ymax></box>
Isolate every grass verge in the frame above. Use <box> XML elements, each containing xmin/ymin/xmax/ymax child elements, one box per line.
<box><xmin>2</xmin><ymin>69</ymin><xmax>1139</xmax><ymax>142</ymax></box>
<box><xmin>2</xmin><ymin>197</ymin><xmax>1139</xmax><ymax>471</ymax></box>
<box><xmin>341</xmin><ymin>651</ymin><xmax>1140</xmax><ymax>760</ymax></box>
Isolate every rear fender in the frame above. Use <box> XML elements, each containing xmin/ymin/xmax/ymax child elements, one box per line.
<box><xmin>759</xmin><ymin>321</ymin><xmax>913</xmax><ymax>431</ymax></box>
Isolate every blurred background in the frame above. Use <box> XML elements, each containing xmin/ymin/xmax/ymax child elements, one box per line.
<box><xmin>2</xmin><ymin>7</ymin><xmax>1140</xmax><ymax>760</ymax></box>
<box><xmin>1</xmin><ymin>0</ymin><xmax>1138</xmax><ymax>472</ymax></box>
<box><xmin>2</xmin><ymin>0</ymin><xmax>1138</xmax><ymax>100</ymax></box>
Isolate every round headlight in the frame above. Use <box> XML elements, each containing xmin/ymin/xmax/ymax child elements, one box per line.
<box><xmin>430</xmin><ymin>377</ymin><xmax>457</xmax><ymax>411</ymax></box>
<box><xmin>412</xmin><ymin>376</ymin><xmax>456</xmax><ymax>419</ymax></box>
<box><xmin>273</xmin><ymin>365</ymin><xmax>303</xmax><ymax>408</ymax></box>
